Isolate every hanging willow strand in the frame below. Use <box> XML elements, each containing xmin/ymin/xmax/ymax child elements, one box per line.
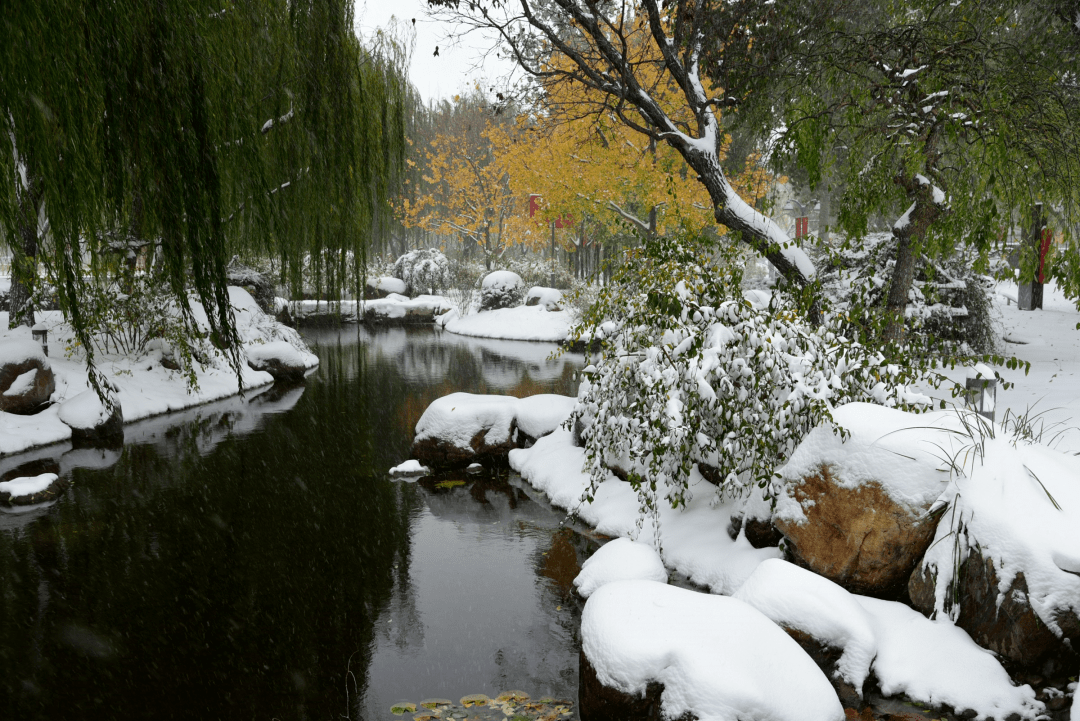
<box><xmin>0</xmin><ymin>0</ymin><xmax>408</xmax><ymax>401</ymax></box>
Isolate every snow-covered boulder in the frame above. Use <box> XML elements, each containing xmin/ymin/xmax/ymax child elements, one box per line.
<box><xmin>725</xmin><ymin>485</ymin><xmax>784</xmax><ymax>549</ymax></box>
<box><xmin>363</xmin><ymin>276</ymin><xmax>407</xmax><ymax>299</ymax></box>
<box><xmin>734</xmin><ymin>559</ymin><xmax>877</xmax><ymax>707</ymax></box>
<box><xmin>412</xmin><ymin>392</ymin><xmax>574</xmax><ymax>468</ymax></box>
<box><xmin>392</xmin><ymin>249</ymin><xmax>449</xmax><ymax>296</ymax></box>
<box><xmin>479</xmin><ymin>270</ymin><xmax>524</xmax><ymax>311</ymax></box>
<box><xmin>226</xmin><ymin>257</ymin><xmax>274</xmax><ymax>313</ymax></box>
<box><xmin>246</xmin><ymin>341</ymin><xmax>307</xmax><ymax>383</ymax></box>
<box><xmin>58</xmin><ymin>390</ymin><xmax>124</xmax><ymax>447</ymax></box>
<box><xmin>579</xmin><ymin>579</ymin><xmax>844</xmax><ymax>721</ymax></box>
<box><xmin>0</xmin><ymin>338</ymin><xmax>55</xmax><ymax>415</ymax></box>
<box><xmin>774</xmin><ymin>403</ymin><xmax>947</xmax><ymax>595</ymax></box>
<box><xmin>908</xmin><ymin>430</ymin><xmax>1080</xmax><ymax>668</ymax></box>
<box><xmin>573</xmin><ymin>538</ymin><xmax>668</xmax><ymax>598</ymax></box>
<box><xmin>0</xmin><ymin>472</ymin><xmax>68</xmax><ymax>506</ymax></box>
<box><xmin>524</xmin><ymin>286</ymin><xmax>562</xmax><ymax>311</ymax></box>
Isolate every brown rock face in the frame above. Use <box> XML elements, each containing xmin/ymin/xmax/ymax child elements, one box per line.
<box><xmin>0</xmin><ymin>356</ymin><xmax>55</xmax><ymax>415</ymax></box>
<box><xmin>412</xmin><ymin>423</ymin><xmax>522</xmax><ymax>469</ymax></box>
<box><xmin>774</xmin><ymin>464</ymin><xmax>938</xmax><ymax>597</ymax></box>
<box><xmin>247</xmin><ymin>356</ymin><xmax>306</xmax><ymax>384</ymax></box>
<box><xmin>578</xmin><ymin>647</ymin><xmax>669</xmax><ymax>721</ymax></box>
<box><xmin>782</xmin><ymin>627</ymin><xmax>864</xmax><ymax>711</ymax></box>
<box><xmin>909</xmin><ymin>553</ymin><xmax>1078</xmax><ymax>669</ymax></box>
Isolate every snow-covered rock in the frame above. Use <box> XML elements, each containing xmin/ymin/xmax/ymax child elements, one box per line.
<box><xmin>0</xmin><ymin>338</ymin><xmax>55</xmax><ymax>415</ymax></box>
<box><xmin>412</xmin><ymin>392</ymin><xmax>574</xmax><ymax>468</ymax></box>
<box><xmin>364</xmin><ymin>276</ymin><xmax>407</xmax><ymax>299</ymax></box>
<box><xmin>246</xmin><ymin>341</ymin><xmax>308</xmax><ymax>383</ymax></box>
<box><xmin>774</xmin><ymin>403</ymin><xmax>947</xmax><ymax>595</ymax></box>
<box><xmin>388</xmin><ymin>459</ymin><xmax>430</xmax><ymax>477</ymax></box>
<box><xmin>0</xmin><ymin>472</ymin><xmax>67</xmax><ymax>506</ymax></box>
<box><xmin>573</xmin><ymin>538</ymin><xmax>668</xmax><ymax>598</ymax></box>
<box><xmin>524</xmin><ymin>286</ymin><xmax>562</xmax><ymax>311</ymax></box>
<box><xmin>734</xmin><ymin>559</ymin><xmax>876</xmax><ymax>706</ymax></box>
<box><xmin>479</xmin><ymin>270</ymin><xmax>524</xmax><ymax>311</ymax></box>
<box><xmin>908</xmin><ymin>421</ymin><xmax>1080</xmax><ymax>668</ymax></box>
<box><xmin>58</xmin><ymin>390</ymin><xmax>124</xmax><ymax>447</ymax></box>
<box><xmin>580</xmin><ymin>579</ymin><xmax>844</xmax><ymax>721</ymax></box>
<box><xmin>439</xmin><ymin>304</ymin><xmax>573</xmax><ymax>342</ymax></box>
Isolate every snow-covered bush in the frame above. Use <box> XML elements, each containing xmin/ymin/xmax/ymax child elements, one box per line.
<box><xmin>446</xmin><ymin>256</ymin><xmax>486</xmax><ymax>316</ymax></box>
<box><xmin>812</xmin><ymin>233</ymin><xmax>999</xmax><ymax>355</ymax></box>
<box><xmin>479</xmin><ymin>270</ymin><xmax>524</xmax><ymax>311</ymax></box>
<box><xmin>568</xmin><ymin>233</ymin><xmax>952</xmax><ymax>516</ymax></box>
<box><xmin>506</xmin><ymin>257</ymin><xmax>575</xmax><ymax>290</ymax></box>
<box><xmin>391</xmin><ymin>248</ymin><xmax>450</xmax><ymax>297</ymax></box>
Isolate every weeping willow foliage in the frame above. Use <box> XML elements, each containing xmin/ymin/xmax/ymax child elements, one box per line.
<box><xmin>0</xmin><ymin>0</ymin><xmax>407</xmax><ymax>397</ymax></box>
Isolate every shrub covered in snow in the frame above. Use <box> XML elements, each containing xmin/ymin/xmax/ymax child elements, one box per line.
<box><xmin>812</xmin><ymin>233</ymin><xmax>999</xmax><ymax>354</ymax></box>
<box><xmin>479</xmin><ymin>270</ymin><xmax>524</xmax><ymax>311</ymax></box>
<box><xmin>391</xmin><ymin>248</ymin><xmax>450</xmax><ymax>297</ymax></box>
<box><xmin>506</xmin><ymin>257</ymin><xmax>575</xmax><ymax>290</ymax></box>
<box><xmin>568</xmin><ymin>233</ymin><xmax>953</xmax><ymax>515</ymax></box>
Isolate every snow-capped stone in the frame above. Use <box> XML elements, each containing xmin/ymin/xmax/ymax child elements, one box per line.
<box><xmin>0</xmin><ymin>472</ymin><xmax>67</xmax><ymax>506</ymax></box>
<box><xmin>773</xmin><ymin>403</ymin><xmax>947</xmax><ymax>595</ymax></box>
<box><xmin>246</xmin><ymin>341</ymin><xmax>307</xmax><ymax>383</ymax></box>
<box><xmin>58</xmin><ymin>390</ymin><xmax>124</xmax><ymax>447</ymax></box>
<box><xmin>573</xmin><ymin>538</ymin><xmax>668</xmax><ymax>598</ymax></box>
<box><xmin>0</xmin><ymin>338</ymin><xmax>55</xmax><ymax>415</ymax></box>
<box><xmin>579</xmin><ymin>579</ymin><xmax>844</xmax><ymax>721</ymax></box>
<box><xmin>364</xmin><ymin>276</ymin><xmax>407</xmax><ymax>299</ymax></box>
<box><xmin>524</xmin><ymin>286</ymin><xmax>563</xmax><ymax>311</ymax></box>
<box><xmin>734</xmin><ymin>559</ymin><xmax>877</xmax><ymax>706</ymax></box>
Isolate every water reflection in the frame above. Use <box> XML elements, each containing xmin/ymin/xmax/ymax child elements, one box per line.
<box><xmin>0</xmin><ymin>327</ymin><xmax>587</xmax><ymax>721</ymax></box>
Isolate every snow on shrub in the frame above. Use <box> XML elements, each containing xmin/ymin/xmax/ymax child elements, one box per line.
<box><xmin>479</xmin><ymin>270</ymin><xmax>524</xmax><ymax>311</ymax></box>
<box><xmin>392</xmin><ymin>248</ymin><xmax>450</xmax><ymax>297</ymax></box>
<box><xmin>568</xmin><ymin>234</ymin><xmax>950</xmax><ymax>517</ymax></box>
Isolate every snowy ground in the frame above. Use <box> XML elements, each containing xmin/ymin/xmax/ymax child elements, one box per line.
<box><xmin>1</xmin><ymin>287</ymin><xmax>317</xmax><ymax>457</ymax></box>
<box><xmin>437</xmin><ymin>305</ymin><xmax>576</xmax><ymax>343</ymax></box>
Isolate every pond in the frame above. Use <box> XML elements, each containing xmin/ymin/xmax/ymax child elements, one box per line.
<box><xmin>0</xmin><ymin>326</ymin><xmax>594</xmax><ymax>721</ymax></box>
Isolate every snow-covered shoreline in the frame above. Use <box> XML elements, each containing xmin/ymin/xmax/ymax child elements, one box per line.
<box><xmin>1</xmin><ymin>287</ymin><xmax>317</xmax><ymax>458</ymax></box>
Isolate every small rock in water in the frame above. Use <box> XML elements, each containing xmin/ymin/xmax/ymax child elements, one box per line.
<box><xmin>460</xmin><ymin>694</ymin><xmax>490</xmax><ymax>708</ymax></box>
<box><xmin>495</xmin><ymin>690</ymin><xmax>529</xmax><ymax>704</ymax></box>
<box><xmin>421</xmin><ymin>699</ymin><xmax>453</xmax><ymax>710</ymax></box>
<box><xmin>466</xmin><ymin>463</ymin><xmax>484</xmax><ymax>474</ymax></box>
<box><xmin>389</xmin><ymin>459</ymin><xmax>431</xmax><ymax>477</ymax></box>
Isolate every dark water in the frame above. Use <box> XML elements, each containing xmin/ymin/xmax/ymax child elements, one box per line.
<box><xmin>0</xmin><ymin>326</ymin><xmax>591</xmax><ymax>721</ymax></box>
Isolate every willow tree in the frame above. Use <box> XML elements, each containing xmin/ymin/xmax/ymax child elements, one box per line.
<box><xmin>0</xmin><ymin>0</ymin><xmax>406</xmax><ymax>393</ymax></box>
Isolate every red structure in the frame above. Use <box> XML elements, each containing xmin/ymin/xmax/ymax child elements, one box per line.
<box><xmin>794</xmin><ymin>216</ymin><xmax>809</xmax><ymax>239</ymax></box>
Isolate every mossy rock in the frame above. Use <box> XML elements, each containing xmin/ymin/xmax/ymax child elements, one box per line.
<box><xmin>496</xmin><ymin>690</ymin><xmax>530</xmax><ymax>704</ymax></box>
<box><xmin>390</xmin><ymin>701</ymin><xmax>416</xmax><ymax>715</ymax></box>
<box><xmin>459</xmin><ymin>693</ymin><xmax>490</xmax><ymax>707</ymax></box>
<box><xmin>435</xmin><ymin>479</ymin><xmax>465</xmax><ymax>490</ymax></box>
<box><xmin>420</xmin><ymin>699</ymin><xmax>452</xmax><ymax>710</ymax></box>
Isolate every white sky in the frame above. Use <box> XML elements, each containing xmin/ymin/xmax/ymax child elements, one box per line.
<box><xmin>355</xmin><ymin>0</ymin><xmax>516</xmax><ymax>104</ymax></box>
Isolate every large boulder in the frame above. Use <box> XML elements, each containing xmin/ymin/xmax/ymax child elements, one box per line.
<box><xmin>479</xmin><ymin>271</ymin><xmax>524</xmax><ymax>311</ymax></box>
<box><xmin>58</xmin><ymin>390</ymin><xmax>124</xmax><ymax>448</ymax></box>
<box><xmin>773</xmin><ymin>404</ymin><xmax>949</xmax><ymax>596</ymax></box>
<box><xmin>0</xmin><ymin>339</ymin><xmax>55</xmax><ymax>415</ymax></box>
<box><xmin>363</xmin><ymin>276</ymin><xmax>407</xmax><ymax>299</ymax></box>
<box><xmin>246</xmin><ymin>341</ymin><xmax>308</xmax><ymax>383</ymax></box>
<box><xmin>412</xmin><ymin>392</ymin><xmax>575</xmax><ymax>468</ymax></box>
<box><xmin>907</xmin><ymin>434</ymin><xmax>1080</xmax><ymax>670</ymax></box>
<box><xmin>524</xmin><ymin>286</ymin><xmax>563</xmax><ymax>311</ymax></box>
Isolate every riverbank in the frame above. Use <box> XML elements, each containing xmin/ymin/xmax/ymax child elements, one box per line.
<box><xmin>0</xmin><ymin>286</ymin><xmax>317</xmax><ymax>457</ymax></box>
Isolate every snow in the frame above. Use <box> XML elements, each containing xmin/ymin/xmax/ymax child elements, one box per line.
<box><xmin>246</xmin><ymin>340</ymin><xmax>306</xmax><ymax>367</ymax></box>
<box><xmin>281</xmin><ymin>295</ymin><xmax>453</xmax><ymax>322</ymax></box>
<box><xmin>0</xmin><ymin>473</ymin><xmax>57</xmax><ymax>498</ymax></box>
<box><xmin>510</xmin><ymin>430</ymin><xmax>781</xmax><ymax>594</ymax></box>
<box><xmin>733</xmin><ymin>559</ymin><xmax>877</xmax><ymax>694</ymax></box>
<box><xmin>389</xmin><ymin>459</ymin><xmax>431</xmax><ymax>477</ymax></box>
<box><xmin>0</xmin><ymin>286</ymin><xmax>317</xmax><ymax>456</ymax></box>
<box><xmin>57</xmin><ymin>390</ymin><xmax>112</xmax><ymax>430</ymax></box>
<box><xmin>0</xmin><ymin>338</ymin><xmax>47</xmax><ymax>367</ymax></box>
<box><xmin>3</xmin><ymin>368</ymin><xmax>37</xmax><ymax>397</ymax></box>
<box><xmin>582</xmin><ymin>580</ymin><xmax>844</xmax><ymax>721</ymax></box>
<box><xmin>573</xmin><ymin>537</ymin><xmax>668</xmax><ymax>598</ymax></box>
<box><xmin>439</xmin><ymin>304</ymin><xmax>575</xmax><ymax>342</ymax></box>
<box><xmin>775</xmin><ymin>402</ymin><xmax>952</xmax><ymax>525</ymax></box>
<box><xmin>413</xmin><ymin>392</ymin><xmax>573</xmax><ymax>449</ymax></box>
<box><xmin>368</xmin><ymin>276</ymin><xmax>406</xmax><ymax>295</ymax></box>
<box><xmin>481</xmin><ymin>270</ymin><xmax>523</xmax><ymax>290</ymax></box>
<box><xmin>525</xmin><ymin>286</ymin><xmax>563</xmax><ymax>310</ymax></box>
<box><xmin>856</xmin><ymin>596</ymin><xmax>1041</xmax><ymax>719</ymax></box>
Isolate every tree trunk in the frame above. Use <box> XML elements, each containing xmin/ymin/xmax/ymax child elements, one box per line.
<box><xmin>882</xmin><ymin>176</ymin><xmax>944</xmax><ymax>343</ymax></box>
<box><xmin>8</xmin><ymin>174</ymin><xmax>43</xmax><ymax>329</ymax></box>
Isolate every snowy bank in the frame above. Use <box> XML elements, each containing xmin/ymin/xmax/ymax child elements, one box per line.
<box><xmin>437</xmin><ymin>304</ymin><xmax>575</xmax><ymax>343</ymax></box>
<box><xmin>279</xmin><ymin>294</ymin><xmax>452</xmax><ymax>324</ymax></box>
<box><xmin>1</xmin><ymin>286</ymin><xmax>317</xmax><ymax>457</ymax></box>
